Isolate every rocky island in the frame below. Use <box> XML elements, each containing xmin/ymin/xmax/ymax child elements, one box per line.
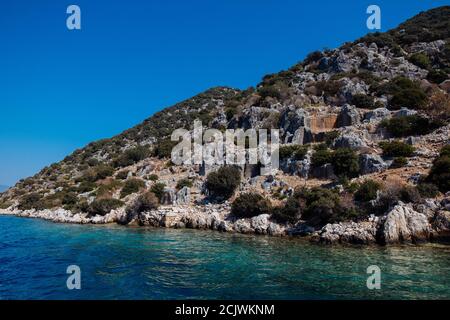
<box><xmin>1</xmin><ymin>7</ymin><xmax>449</xmax><ymax>246</ymax></box>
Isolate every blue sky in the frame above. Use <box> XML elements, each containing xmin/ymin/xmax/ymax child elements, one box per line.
<box><xmin>1</xmin><ymin>0</ymin><xmax>448</xmax><ymax>186</ymax></box>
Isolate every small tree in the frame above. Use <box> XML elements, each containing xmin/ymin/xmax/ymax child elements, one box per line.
<box><xmin>332</xmin><ymin>148</ymin><xmax>360</xmax><ymax>178</ymax></box>
<box><xmin>379</xmin><ymin>141</ymin><xmax>415</xmax><ymax>157</ymax></box>
<box><xmin>120</xmin><ymin>178</ymin><xmax>145</xmax><ymax>198</ymax></box>
<box><xmin>205</xmin><ymin>166</ymin><xmax>241</xmax><ymax>200</ymax></box>
<box><xmin>127</xmin><ymin>191</ymin><xmax>159</xmax><ymax>215</ymax></box>
<box><xmin>426</xmin><ymin>146</ymin><xmax>450</xmax><ymax>193</ymax></box>
<box><xmin>88</xmin><ymin>198</ymin><xmax>124</xmax><ymax>216</ymax></box>
<box><xmin>151</xmin><ymin>182</ymin><xmax>166</xmax><ymax>200</ymax></box>
<box><xmin>231</xmin><ymin>193</ymin><xmax>271</xmax><ymax>218</ymax></box>
<box><xmin>354</xmin><ymin>180</ymin><xmax>381</xmax><ymax>202</ymax></box>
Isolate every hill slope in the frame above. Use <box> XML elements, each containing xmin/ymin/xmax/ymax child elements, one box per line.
<box><xmin>1</xmin><ymin>6</ymin><xmax>449</xmax><ymax>245</ymax></box>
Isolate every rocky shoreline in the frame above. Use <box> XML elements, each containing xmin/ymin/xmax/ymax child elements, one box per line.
<box><xmin>2</xmin><ymin>196</ymin><xmax>449</xmax><ymax>246</ymax></box>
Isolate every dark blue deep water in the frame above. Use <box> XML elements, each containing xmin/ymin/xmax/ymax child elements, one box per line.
<box><xmin>0</xmin><ymin>215</ymin><xmax>449</xmax><ymax>300</ymax></box>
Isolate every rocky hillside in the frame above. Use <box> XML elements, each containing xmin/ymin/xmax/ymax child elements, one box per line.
<box><xmin>1</xmin><ymin>6</ymin><xmax>449</xmax><ymax>245</ymax></box>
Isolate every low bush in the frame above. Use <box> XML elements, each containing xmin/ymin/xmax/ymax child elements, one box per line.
<box><xmin>148</xmin><ymin>174</ymin><xmax>159</xmax><ymax>181</ymax></box>
<box><xmin>120</xmin><ymin>178</ymin><xmax>145</xmax><ymax>198</ymax></box>
<box><xmin>408</xmin><ymin>53</ymin><xmax>431</xmax><ymax>69</ymax></box>
<box><xmin>351</xmin><ymin>94</ymin><xmax>375</xmax><ymax>109</ymax></box>
<box><xmin>18</xmin><ymin>193</ymin><xmax>43</xmax><ymax>210</ymax></box>
<box><xmin>116</xmin><ymin>170</ymin><xmax>129</xmax><ymax>180</ymax></box>
<box><xmin>390</xmin><ymin>157</ymin><xmax>408</xmax><ymax>168</ymax></box>
<box><xmin>311</xmin><ymin>147</ymin><xmax>333</xmax><ymax>168</ymax></box>
<box><xmin>380</xmin><ymin>115</ymin><xmax>442</xmax><ymax>138</ymax></box>
<box><xmin>279</xmin><ymin>145</ymin><xmax>308</xmax><ymax>161</ymax></box>
<box><xmin>150</xmin><ymin>182</ymin><xmax>166</xmax><ymax>200</ymax></box>
<box><xmin>378</xmin><ymin>77</ymin><xmax>428</xmax><ymax>110</ymax></box>
<box><xmin>127</xmin><ymin>191</ymin><xmax>159</xmax><ymax>215</ymax></box>
<box><xmin>417</xmin><ymin>183</ymin><xmax>440</xmax><ymax>198</ymax></box>
<box><xmin>354</xmin><ymin>180</ymin><xmax>381</xmax><ymax>202</ymax></box>
<box><xmin>114</xmin><ymin>146</ymin><xmax>150</xmax><ymax>167</ymax></box>
<box><xmin>77</xmin><ymin>181</ymin><xmax>97</xmax><ymax>193</ymax></box>
<box><xmin>427</xmin><ymin>69</ymin><xmax>448</xmax><ymax>84</ymax></box>
<box><xmin>151</xmin><ymin>140</ymin><xmax>177</xmax><ymax>159</ymax></box>
<box><xmin>332</xmin><ymin>148</ymin><xmax>360</xmax><ymax>179</ymax></box>
<box><xmin>379</xmin><ymin>141</ymin><xmax>415</xmax><ymax>157</ymax></box>
<box><xmin>205</xmin><ymin>166</ymin><xmax>241</xmax><ymax>200</ymax></box>
<box><xmin>88</xmin><ymin>198</ymin><xmax>124</xmax><ymax>216</ymax></box>
<box><xmin>278</xmin><ymin>187</ymin><xmax>348</xmax><ymax>227</ymax></box>
<box><xmin>426</xmin><ymin>145</ymin><xmax>450</xmax><ymax>193</ymax></box>
<box><xmin>399</xmin><ymin>185</ymin><xmax>422</xmax><ymax>204</ymax></box>
<box><xmin>231</xmin><ymin>193</ymin><xmax>271</xmax><ymax>218</ymax></box>
<box><xmin>176</xmin><ymin>178</ymin><xmax>193</xmax><ymax>190</ymax></box>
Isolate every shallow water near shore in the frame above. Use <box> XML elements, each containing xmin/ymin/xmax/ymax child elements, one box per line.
<box><xmin>0</xmin><ymin>215</ymin><xmax>449</xmax><ymax>299</ymax></box>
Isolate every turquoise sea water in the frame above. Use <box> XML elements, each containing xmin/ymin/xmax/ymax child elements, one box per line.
<box><xmin>0</xmin><ymin>215</ymin><xmax>449</xmax><ymax>300</ymax></box>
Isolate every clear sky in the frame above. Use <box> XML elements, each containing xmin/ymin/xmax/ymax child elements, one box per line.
<box><xmin>1</xmin><ymin>0</ymin><xmax>448</xmax><ymax>186</ymax></box>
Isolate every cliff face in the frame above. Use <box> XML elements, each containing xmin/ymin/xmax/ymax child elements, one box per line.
<box><xmin>1</xmin><ymin>7</ymin><xmax>449</xmax><ymax>245</ymax></box>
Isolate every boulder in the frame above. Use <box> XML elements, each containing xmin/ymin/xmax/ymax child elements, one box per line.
<box><xmin>279</xmin><ymin>107</ymin><xmax>311</xmax><ymax>142</ymax></box>
<box><xmin>311</xmin><ymin>163</ymin><xmax>335</xmax><ymax>179</ymax></box>
<box><xmin>176</xmin><ymin>187</ymin><xmax>190</xmax><ymax>205</ymax></box>
<box><xmin>336</xmin><ymin>104</ymin><xmax>360</xmax><ymax>127</ymax></box>
<box><xmin>364</xmin><ymin>108</ymin><xmax>390</xmax><ymax>122</ymax></box>
<box><xmin>313</xmin><ymin>220</ymin><xmax>378</xmax><ymax>245</ymax></box>
<box><xmin>359</xmin><ymin>154</ymin><xmax>389</xmax><ymax>174</ymax></box>
<box><xmin>381</xmin><ymin>203</ymin><xmax>431</xmax><ymax>244</ymax></box>
<box><xmin>161</xmin><ymin>187</ymin><xmax>177</xmax><ymax>205</ymax></box>
<box><xmin>394</xmin><ymin>108</ymin><xmax>417</xmax><ymax>118</ymax></box>
<box><xmin>250</xmin><ymin>214</ymin><xmax>271</xmax><ymax>234</ymax></box>
<box><xmin>333</xmin><ymin>132</ymin><xmax>367</xmax><ymax>149</ymax></box>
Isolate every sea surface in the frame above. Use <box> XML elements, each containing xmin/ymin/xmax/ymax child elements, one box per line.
<box><xmin>0</xmin><ymin>215</ymin><xmax>449</xmax><ymax>300</ymax></box>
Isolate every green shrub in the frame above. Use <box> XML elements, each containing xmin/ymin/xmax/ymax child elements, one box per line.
<box><xmin>311</xmin><ymin>147</ymin><xmax>333</xmax><ymax>168</ymax></box>
<box><xmin>116</xmin><ymin>170</ymin><xmax>129</xmax><ymax>180</ymax></box>
<box><xmin>399</xmin><ymin>185</ymin><xmax>422</xmax><ymax>204</ymax></box>
<box><xmin>258</xmin><ymin>85</ymin><xmax>281</xmax><ymax>100</ymax></box>
<box><xmin>114</xmin><ymin>146</ymin><xmax>150</xmax><ymax>167</ymax></box>
<box><xmin>283</xmin><ymin>187</ymin><xmax>343</xmax><ymax>226</ymax></box>
<box><xmin>417</xmin><ymin>183</ymin><xmax>439</xmax><ymax>198</ymax></box>
<box><xmin>354</xmin><ymin>180</ymin><xmax>381</xmax><ymax>202</ymax></box>
<box><xmin>390</xmin><ymin>89</ymin><xmax>428</xmax><ymax>110</ymax></box>
<box><xmin>176</xmin><ymin>178</ymin><xmax>193</xmax><ymax>190</ymax></box>
<box><xmin>351</xmin><ymin>94</ymin><xmax>375</xmax><ymax>109</ymax></box>
<box><xmin>77</xmin><ymin>181</ymin><xmax>96</xmax><ymax>193</ymax></box>
<box><xmin>127</xmin><ymin>191</ymin><xmax>159</xmax><ymax>215</ymax></box>
<box><xmin>148</xmin><ymin>174</ymin><xmax>159</xmax><ymax>181</ymax></box>
<box><xmin>205</xmin><ymin>166</ymin><xmax>241</xmax><ymax>200</ymax></box>
<box><xmin>316</xmin><ymin>80</ymin><xmax>342</xmax><ymax>96</ymax></box>
<box><xmin>152</xmin><ymin>139</ymin><xmax>177</xmax><ymax>159</ymax></box>
<box><xmin>231</xmin><ymin>193</ymin><xmax>271</xmax><ymax>218</ymax></box>
<box><xmin>61</xmin><ymin>192</ymin><xmax>78</xmax><ymax>207</ymax></box>
<box><xmin>279</xmin><ymin>145</ymin><xmax>308</xmax><ymax>161</ymax></box>
<box><xmin>426</xmin><ymin>146</ymin><xmax>450</xmax><ymax>193</ymax></box>
<box><xmin>18</xmin><ymin>193</ymin><xmax>43</xmax><ymax>210</ymax></box>
<box><xmin>324</xmin><ymin>131</ymin><xmax>340</xmax><ymax>146</ymax></box>
<box><xmin>120</xmin><ymin>178</ymin><xmax>145</xmax><ymax>198</ymax></box>
<box><xmin>427</xmin><ymin>69</ymin><xmax>448</xmax><ymax>84</ymax></box>
<box><xmin>391</xmin><ymin>157</ymin><xmax>408</xmax><ymax>168</ymax></box>
<box><xmin>332</xmin><ymin>148</ymin><xmax>360</xmax><ymax>178</ymax></box>
<box><xmin>379</xmin><ymin>141</ymin><xmax>415</xmax><ymax>157</ymax></box>
<box><xmin>150</xmin><ymin>182</ymin><xmax>166</xmax><ymax>200</ymax></box>
<box><xmin>93</xmin><ymin>165</ymin><xmax>115</xmax><ymax>180</ymax></box>
<box><xmin>386</xmin><ymin>77</ymin><xmax>427</xmax><ymax>110</ymax></box>
<box><xmin>88</xmin><ymin>198</ymin><xmax>124</xmax><ymax>216</ymax></box>
<box><xmin>440</xmin><ymin>145</ymin><xmax>450</xmax><ymax>158</ymax></box>
<box><xmin>408</xmin><ymin>53</ymin><xmax>431</xmax><ymax>69</ymax></box>
<box><xmin>380</xmin><ymin>115</ymin><xmax>442</xmax><ymax>138</ymax></box>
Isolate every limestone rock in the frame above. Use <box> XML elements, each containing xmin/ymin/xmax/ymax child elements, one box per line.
<box><xmin>381</xmin><ymin>204</ymin><xmax>431</xmax><ymax>244</ymax></box>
